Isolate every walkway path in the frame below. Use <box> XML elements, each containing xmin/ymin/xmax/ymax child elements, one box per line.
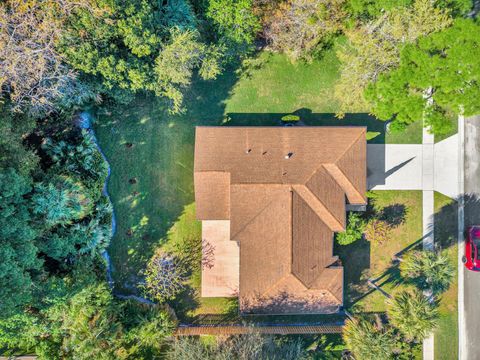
<box><xmin>422</xmin><ymin>125</ymin><xmax>435</xmax><ymax>360</ymax></box>
<box><xmin>366</xmin><ymin>124</ymin><xmax>461</xmax><ymax>360</ymax></box>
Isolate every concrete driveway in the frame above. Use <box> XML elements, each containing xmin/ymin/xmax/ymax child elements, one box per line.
<box><xmin>367</xmin><ymin>144</ymin><xmax>423</xmax><ymax>190</ymax></box>
<box><xmin>367</xmin><ymin>135</ymin><xmax>459</xmax><ymax>197</ymax></box>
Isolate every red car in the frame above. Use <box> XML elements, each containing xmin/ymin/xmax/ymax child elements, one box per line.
<box><xmin>463</xmin><ymin>226</ymin><xmax>480</xmax><ymax>271</ymax></box>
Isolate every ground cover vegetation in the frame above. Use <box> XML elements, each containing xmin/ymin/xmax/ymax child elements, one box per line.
<box><xmin>336</xmin><ymin>191</ymin><xmax>456</xmax><ymax>359</ymax></box>
<box><xmin>0</xmin><ymin>0</ymin><xmax>474</xmax><ymax>357</ymax></box>
<box><xmin>433</xmin><ymin>192</ymin><xmax>459</xmax><ymax>359</ymax></box>
<box><xmin>0</xmin><ymin>108</ymin><xmax>176</xmax><ymax>358</ymax></box>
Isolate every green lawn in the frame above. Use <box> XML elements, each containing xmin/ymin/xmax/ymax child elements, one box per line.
<box><xmin>95</xmin><ymin>41</ymin><xmax>424</xmax><ymax>318</ymax></box>
<box><xmin>336</xmin><ymin>190</ymin><xmax>423</xmax><ymax>312</ymax></box>
<box><xmin>433</xmin><ymin>192</ymin><xmax>458</xmax><ymax>360</ymax></box>
<box><xmin>225</xmin><ymin>49</ymin><xmax>342</xmax><ymax>114</ymax></box>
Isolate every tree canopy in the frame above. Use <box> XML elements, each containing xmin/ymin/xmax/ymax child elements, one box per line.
<box><xmin>335</xmin><ymin>0</ymin><xmax>452</xmax><ymax>115</ymax></box>
<box><xmin>0</xmin><ymin>168</ymin><xmax>40</xmax><ymax>316</ymax></box>
<box><xmin>366</xmin><ymin>19</ymin><xmax>480</xmax><ymax>134</ymax></box>
<box><xmin>386</xmin><ymin>289</ymin><xmax>438</xmax><ymax>341</ymax></box>
<box><xmin>343</xmin><ymin>317</ymin><xmax>396</xmax><ymax>360</ymax></box>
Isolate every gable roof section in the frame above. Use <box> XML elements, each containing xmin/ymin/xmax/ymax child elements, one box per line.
<box><xmin>194</xmin><ymin>126</ymin><xmax>365</xmax><ymax>185</ymax></box>
<box><xmin>194</xmin><ymin>172</ymin><xmax>230</xmax><ymax>220</ymax></box>
<box><xmin>291</xmin><ymin>191</ymin><xmax>338</xmax><ymax>288</ymax></box>
<box><xmin>236</xmin><ymin>186</ymin><xmax>292</xmax><ymax>297</ymax></box>
<box><xmin>229</xmin><ymin>184</ymin><xmax>290</xmax><ymax>240</ymax></box>
<box><xmin>331</xmin><ymin>134</ymin><xmax>367</xmax><ymax>204</ymax></box>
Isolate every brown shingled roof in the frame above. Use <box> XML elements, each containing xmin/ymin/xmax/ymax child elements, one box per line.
<box><xmin>194</xmin><ymin>126</ymin><xmax>366</xmax><ymax>314</ymax></box>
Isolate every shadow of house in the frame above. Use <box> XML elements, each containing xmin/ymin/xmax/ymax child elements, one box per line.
<box><xmin>334</xmin><ymin>236</ymin><xmax>371</xmax><ymax>307</ymax></box>
<box><xmin>225</xmin><ymin>111</ymin><xmax>386</xmax><ymax>143</ymax></box>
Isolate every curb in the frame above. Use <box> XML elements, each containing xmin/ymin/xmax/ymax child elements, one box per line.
<box><xmin>458</xmin><ymin>115</ymin><xmax>466</xmax><ymax>360</ymax></box>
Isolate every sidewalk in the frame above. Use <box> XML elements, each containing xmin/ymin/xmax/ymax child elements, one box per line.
<box><xmin>422</xmin><ymin>126</ymin><xmax>435</xmax><ymax>360</ymax></box>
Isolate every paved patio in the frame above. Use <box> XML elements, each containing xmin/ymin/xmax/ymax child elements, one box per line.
<box><xmin>201</xmin><ymin>220</ymin><xmax>239</xmax><ymax>297</ymax></box>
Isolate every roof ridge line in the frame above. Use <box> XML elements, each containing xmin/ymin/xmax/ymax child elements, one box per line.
<box><xmin>230</xmin><ymin>195</ymin><xmax>283</xmax><ymax>240</ymax></box>
<box><xmin>309</xmin><ymin>267</ymin><xmax>344</xmax><ymax>303</ymax></box>
<box><xmin>291</xmin><ymin>270</ymin><xmax>321</xmax><ymax>290</ymax></box>
<box><xmin>324</xmin><ymin>163</ymin><xmax>366</xmax><ymax>204</ymax></box>
<box><xmin>292</xmin><ymin>184</ymin><xmax>344</xmax><ymax>232</ymax></box>
<box><xmin>333</xmin><ymin>128</ymin><xmax>366</xmax><ymax>164</ymax></box>
<box><xmin>260</xmin><ymin>274</ymin><xmax>291</xmax><ymax>298</ymax></box>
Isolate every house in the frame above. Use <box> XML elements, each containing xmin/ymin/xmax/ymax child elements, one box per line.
<box><xmin>194</xmin><ymin>126</ymin><xmax>367</xmax><ymax>314</ymax></box>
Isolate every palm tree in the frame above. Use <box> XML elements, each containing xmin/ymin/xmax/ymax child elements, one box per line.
<box><xmin>386</xmin><ymin>288</ymin><xmax>439</xmax><ymax>342</ymax></box>
<box><xmin>343</xmin><ymin>317</ymin><xmax>396</xmax><ymax>360</ymax></box>
<box><xmin>399</xmin><ymin>250</ymin><xmax>454</xmax><ymax>294</ymax></box>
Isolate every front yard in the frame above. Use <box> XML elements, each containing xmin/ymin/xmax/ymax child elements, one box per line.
<box><xmin>433</xmin><ymin>192</ymin><xmax>459</xmax><ymax>360</ymax></box>
<box><xmin>336</xmin><ymin>190</ymin><xmax>423</xmax><ymax>312</ymax></box>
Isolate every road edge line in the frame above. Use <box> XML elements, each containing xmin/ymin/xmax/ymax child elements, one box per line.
<box><xmin>458</xmin><ymin>114</ymin><xmax>466</xmax><ymax>360</ymax></box>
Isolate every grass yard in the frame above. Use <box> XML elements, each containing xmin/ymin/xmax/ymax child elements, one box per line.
<box><xmin>336</xmin><ymin>190</ymin><xmax>423</xmax><ymax>312</ymax></box>
<box><xmin>433</xmin><ymin>192</ymin><xmax>459</xmax><ymax>360</ymax></box>
<box><xmin>225</xmin><ymin>49</ymin><xmax>342</xmax><ymax>114</ymax></box>
<box><xmin>95</xmin><ymin>40</ymin><xmax>425</xmax><ymax>320</ymax></box>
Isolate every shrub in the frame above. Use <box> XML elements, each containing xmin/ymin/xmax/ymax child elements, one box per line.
<box><xmin>143</xmin><ymin>251</ymin><xmax>186</xmax><ymax>303</ymax></box>
<box><xmin>32</xmin><ymin>175</ymin><xmax>93</xmax><ymax>228</ymax></box>
<box><xmin>399</xmin><ymin>250</ymin><xmax>454</xmax><ymax>294</ymax></box>
<box><xmin>281</xmin><ymin>114</ymin><xmax>300</xmax><ymax>122</ymax></box>
<box><xmin>380</xmin><ymin>203</ymin><xmax>406</xmax><ymax>227</ymax></box>
<box><xmin>364</xmin><ymin>219</ymin><xmax>391</xmax><ymax>244</ymax></box>
<box><xmin>337</xmin><ymin>212</ymin><xmax>365</xmax><ymax>245</ymax></box>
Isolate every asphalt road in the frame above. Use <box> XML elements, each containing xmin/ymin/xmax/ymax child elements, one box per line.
<box><xmin>463</xmin><ymin>115</ymin><xmax>480</xmax><ymax>360</ymax></box>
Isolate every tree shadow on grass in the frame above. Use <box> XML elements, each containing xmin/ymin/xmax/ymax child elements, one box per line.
<box><xmin>354</xmin><ymin>192</ymin><xmax>466</xmax><ymax>308</ymax></box>
<box><xmin>334</xmin><ymin>237</ymin><xmax>370</xmax><ymax>308</ymax></box>
<box><xmin>433</xmin><ymin>195</ymin><xmax>459</xmax><ymax>249</ymax></box>
<box><xmin>94</xmin><ymin>67</ymin><xmax>242</xmax><ymax>294</ymax></box>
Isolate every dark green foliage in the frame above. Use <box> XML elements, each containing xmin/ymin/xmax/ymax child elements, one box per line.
<box><xmin>367</xmin><ymin>19</ymin><xmax>480</xmax><ymax>135</ymax></box>
<box><xmin>337</xmin><ymin>212</ymin><xmax>366</xmax><ymax>245</ymax></box>
<box><xmin>32</xmin><ymin>175</ymin><xmax>93</xmax><ymax>228</ymax></box>
<box><xmin>0</xmin><ymin>168</ymin><xmax>40</xmax><ymax>315</ymax></box>
<box><xmin>436</xmin><ymin>0</ymin><xmax>473</xmax><ymax>15</ymax></box>
<box><xmin>0</xmin><ymin>281</ymin><xmax>175</xmax><ymax>359</ymax></box>
<box><xmin>206</xmin><ymin>0</ymin><xmax>261</xmax><ymax>59</ymax></box>
<box><xmin>37</xmin><ymin>199</ymin><xmax>112</xmax><ymax>260</ymax></box>
<box><xmin>58</xmin><ymin>0</ymin><xmax>221</xmax><ymax>113</ymax></box>
<box><xmin>43</xmin><ymin>129</ymin><xmax>108</xmax><ymax>193</ymax></box>
<box><xmin>0</xmin><ymin>107</ymin><xmax>113</xmax><ymax>326</ymax></box>
<box><xmin>0</xmin><ymin>110</ymin><xmax>39</xmax><ymax>176</ymax></box>
<box><xmin>166</xmin><ymin>333</ymin><xmax>307</xmax><ymax>360</ymax></box>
